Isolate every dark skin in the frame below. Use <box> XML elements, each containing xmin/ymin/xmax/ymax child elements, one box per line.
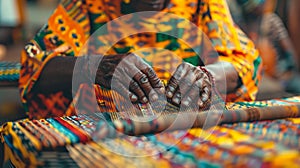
<box><xmin>166</xmin><ymin>62</ymin><xmax>212</xmax><ymax>108</ymax></box>
<box><xmin>33</xmin><ymin>0</ymin><xmax>240</xmax><ymax>108</ymax></box>
<box><xmin>95</xmin><ymin>53</ymin><xmax>165</xmax><ymax>103</ymax></box>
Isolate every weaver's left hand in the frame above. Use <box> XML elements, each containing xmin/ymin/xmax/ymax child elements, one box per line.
<box><xmin>166</xmin><ymin>62</ymin><xmax>212</xmax><ymax>109</ymax></box>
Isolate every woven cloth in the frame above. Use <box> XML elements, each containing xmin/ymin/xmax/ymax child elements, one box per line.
<box><xmin>1</xmin><ymin>96</ymin><xmax>300</xmax><ymax>167</ymax></box>
<box><xmin>0</xmin><ymin>62</ymin><xmax>20</xmax><ymax>82</ymax></box>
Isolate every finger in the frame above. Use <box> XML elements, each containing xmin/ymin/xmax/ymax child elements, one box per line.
<box><xmin>201</xmin><ymin>86</ymin><xmax>210</xmax><ymax>102</ymax></box>
<box><xmin>141</xmin><ymin>67</ymin><xmax>165</xmax><ymax>94</ymax></box>
<box><xmin>134</xmin><ymin>57</ymin><xmax>163</xmax><ymax>100</ymax></box>
<box><xmin>194</xmin><ymin>77</ymin><xmax>206</xmax><ymax>109</ymax></box>
<box><xmin>200</xmin><ymin>72</ymin><xmax>212</xmax><ymax>101</ymax></box>
<box><xmin>182</xmin><ymin>84</ymin><xmax>201</xmax><ymax>107</ymax></box>
<box><xmin>121</xmin><ymin>59</ymin><xmax>152</xmax><ymax>102</ymax></box>
<box><xmin>132</xmin><ymin>69</ymin><xmax>159</xmax><ymax>102</ymax></box>
<box><xmin>172</xmin><ymin>66</ymin><xmax>204</xmax><ymax>107</ymax></box>
<box><xmin>199</xmin><ymin>88</ymin><xmax>211</xmax><ymax>110</ymax></box>
<box><xmin>129</xmin><ymin>80</ymin><xmax>148</xmax><ymax>103</ymax></box>
<box><xmin>181</xmin><ymin>67</ymin><xmax>212</xmax><ymax>109</ymax></box>
<box><xmin>197</xmin><ymin>76</ymin><xmax>212</xmax><ymax>109</ymax></box>
<box><xmin>182</xmin><ymin>69</ymin><xmax>198</xmax><ymax>93</ymax></box>
<box><xmin>114</xmin><ymin>80</ymin><xmax>138</xmax><ymax>103</ymax></box>
<box><xmin>171</xmin><ymin>92</ymin><xmax>181</xmax><ymax>106</ymax></box>
<box><xmin>174</xmin><ymin>67</ymin><xmax>198</xmax><ymax>99</ymax></box>
<box><xmin>197</xmin><ymin>98</ymin><xmax>204</xmax><ymax>109</ymax></box>
<box><xmin>113</xmin><ymin>69</ymin><xmax>138</xmax><ymax>102</ymax></box>
<box><xmin>166</xmin><ymin>63</ymin><xmax>188</xmax><ymax>98</ymax></box>
<box><xmin>114</xmin><ymin>56</ymin><xmax>151</xmax><ymax>103</ymax></box>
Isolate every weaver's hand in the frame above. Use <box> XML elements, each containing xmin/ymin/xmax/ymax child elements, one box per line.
<box><xmin>95</xmin><ymin>53</ymin><xmax>165</xmax><ymax>103</ymax></box>
<box><xmin>166</xmin><ymin>62</ymin><xmax>212</xmax><ymax>109</ymax></box>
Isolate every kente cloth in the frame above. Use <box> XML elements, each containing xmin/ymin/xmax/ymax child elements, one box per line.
<box><xmin>0</xmin><ymin>62</ymin><xmax>20</xmax><ymax>82</ymax></box>
<box><xmin>1</xmin><ymin>96</ymin><xmax>300</xmax><ymax>167</ymax></box>
<box><xmin>20</xmin><ymin>0</ymin><xmax>263</xmax><ymax>119</ymax></box>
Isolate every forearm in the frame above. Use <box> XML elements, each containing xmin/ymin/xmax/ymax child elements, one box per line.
<box><xmin>205</xmin><ymin>61</ymin><xmax>240</xmax><ymax>94</ymax></box>
<box><xmin>30</xmin><ymin>56</ymin><xmax>84</xmax><ymax>95</ymax></box>
<box><xmin>280</xmin><ymin>38</ymin><xmax>299</xmax><ymax>71</ymax></box>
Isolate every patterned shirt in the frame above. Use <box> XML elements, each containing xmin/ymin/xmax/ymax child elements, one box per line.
<box><xmin>20</xmin><ymin>0</ymin><xmax>262</xmax><ymax>119</ymax></box>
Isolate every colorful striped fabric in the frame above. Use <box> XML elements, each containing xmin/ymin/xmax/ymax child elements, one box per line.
<box><xmin>0</xmin><ymin>62</ymin><xmax>20</xmax><ymax>82</ymax></box>
<box><xmin>1</xmin><ymin>96</ymin><xmax>300</xmax><ymax>167</ymax></box>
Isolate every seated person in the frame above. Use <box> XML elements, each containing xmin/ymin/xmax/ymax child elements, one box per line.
<box><xmin>231</xmin><ymin>0</ymin><xmax>300</xmax><ymax>94</ymax></box>
<box><xmin>19</xmin><ymin>0</ymin><xmax>262</xmax><ymax>119</ymax></box>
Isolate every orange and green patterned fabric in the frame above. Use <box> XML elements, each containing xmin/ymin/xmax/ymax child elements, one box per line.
<box><xmin>20</xmin><ymin>0</ymin><xmax>262</xmax><ymax>119</ymax></box>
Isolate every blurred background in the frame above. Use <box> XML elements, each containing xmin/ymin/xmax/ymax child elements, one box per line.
<box><xmin>0</xmin><ymin>0</ymin><xmax>299</xmax><ymax>125</ymax></box>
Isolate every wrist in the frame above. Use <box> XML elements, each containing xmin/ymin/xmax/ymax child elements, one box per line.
<box><xmin>205</xmin><ymin>62</ymin><xmax>239</xmax><ymax>94</ymax></box>
<box><xmin>199</xmin><ymin>66</ymin><xmax>216</xmax><ymax>88</ymax></box>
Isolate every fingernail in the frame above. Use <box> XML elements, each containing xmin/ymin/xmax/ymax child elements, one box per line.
<box><xmin>173</xmin><ymin>97</ymin><xmax>180</xmax><ymax>104</ymax></box>
<box><xmin>175</xmin><ymin>93</ymin><xmax>181</xmax><ymax>98</ymax></box>
<box><xmin>167</xmin><ymin>91</ymin><xmax>173</xmax><ymax>98</ymax></box>
<box><xmin>142</xmin><ymin>97</ymin><xmax>148</xmax><ymax>103</ymax></box>
<box><xmin>202</xmin><ymin>94</ymin><xmax>208</xmax><ymax>102</ymax></box>
<box><xmin>169</xmin><ymin>86</ymin><xmax>175</xmax><ymax>92</ymax></box>
<box><xmin>130</xmin><ymin>95</ymin><xmax>138</xmax><ymax>102</ymax></box>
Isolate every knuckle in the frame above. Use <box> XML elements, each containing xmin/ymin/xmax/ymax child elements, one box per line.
<box><xmin>194</xmin><ymin>71</ymin><xmax>204</xmax><ymax>79</ymax></box>
<box><xmin>153</xmin><ymin>78</ymin><xmax>163</xmax><ymax>87</ymax></box>
<box><xmin>130</xmin><ymin>81</ymin><xmax>139</xmax><ymax>90</ymax></box>
<box><xmin>169</xmin><ymin>76</ymin><xmax>179</xmax><ymax>85</ymax></box>
<box><xmin>146</xmin><ymin>68</ymin><xmax>156</xmax><ymax>78</ymax></box>
<box><xmin>139</xmin><ymin>74</ymin><xmax>149</xmax><ymax>84</ymax></box>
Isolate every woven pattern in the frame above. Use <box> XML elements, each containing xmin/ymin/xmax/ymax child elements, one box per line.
<box><xmin>1</xmin><ymin>96</ymin><xmax>300</xmax><ymax>167</ymax></box>
<box><xmin>0</xmin><ymin>62</ymin><xmax>20</xmax><ymax>82</ymax></box>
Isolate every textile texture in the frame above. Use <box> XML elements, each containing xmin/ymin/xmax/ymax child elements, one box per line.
<box><xmin>0</xmin><ymin>62</ymin><xmax>20</xmax><ymax>82</ymax></box>
<box><xmin>1</xmin><ymin>96</ymin><xmax>300</xmax><ymax>167</ymax></box>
